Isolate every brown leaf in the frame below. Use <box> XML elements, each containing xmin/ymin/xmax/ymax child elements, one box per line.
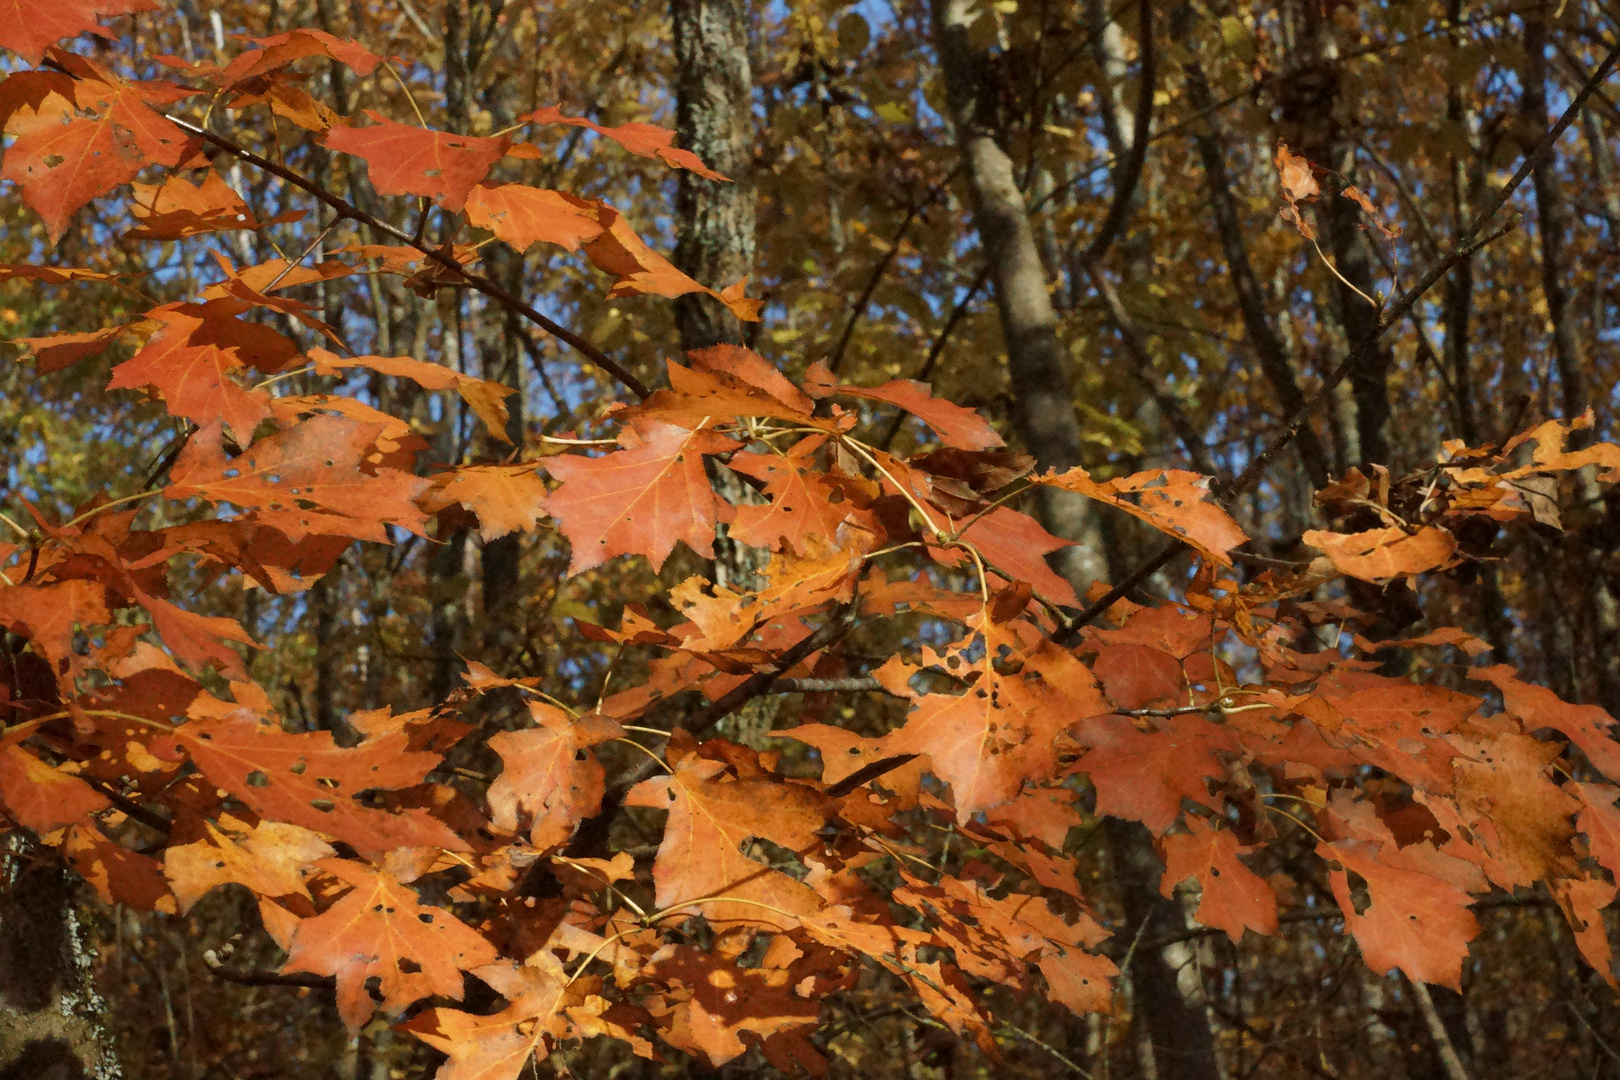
<box><xmin>283</xmin><ymin>859</ymin><xmax>497</xmax><ymax>1029</ymax></box>
<box><xmin>1320</xmin><ymin>838</ymin><xmax>1479</xmax><ymax>989</ymax></box>
<box><xmin>1160</xmin><ymin>817</ymin><xmax>1279</xmax><ymax>943</ymax></box>
<box><xmin>625</xmin><ymin>754</ymin><xmax>826</xmax><ymax>928</ymax></box>
<box><xmin>1303</xmin><ymin>525</ymin><xmax>1459</xmax><ymax>583</ymax></box>
<box><xmin>1072</xmin><ymin>714</ymin><xmax>1234</xmax><ymax>834</ymax></box>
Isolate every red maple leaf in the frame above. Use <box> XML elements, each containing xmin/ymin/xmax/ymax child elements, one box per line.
<box><xmin>0</xmin><ymin>0</ymin><xmax>156</xmax><ymax>64</ymax></box>
<box><xmin>165</xmin><ymin>417</ymin><xmax>432</xmax><ymax>543</ymax></box>
<box><xmin>486</xmin><ymin>703</ymin><xmax>621</xmax><ymax>850</ymax></box>
<box><xmin>323</xmin><ymin>111</ymin><xmax>508</xmax><ymax>211</ymax></box>
<box><xmin>108</xmin><ymin>307</ymin><xmax>271</xmax><ymax>440</ymax></box>
<box><xmin>1</xmin><ymin>89</ymin><xmax>144</xmax><ymax>242</ymax></box>
<box><xmin>1159</xmin><ymin>816</ymin><xmax>1279</xmax><ymax>943</ymax></box>
<box><xmin>465</xmin><ymin>184</ymin><xmax>605</xmax><ymax>252</ymax></box>
<box><xmin>1072</xmin><ymin>714</ymin><xmax>1234</xmax><ymax>833</ymax></box>
<box><xmin>0</xmin><ymin>746</ymin><xmax>111</xmax><ymax>833</ymax></box>
<box><xmin>951</xmin><ymin>506</ymin><xmax>1080</xmax><ymax>608</ymax></box>
<box><xmin>524</xmin><ymin>105</ymin><xmax>726</xmax><ymax>180</ymax></box>
<box><xmin>151</xmin><ymin>713</ymin><xmax>463</xmax><ymax>859</ymax></box>
<box><xmin>625</xmin><ymin>754</ymin><xmax>826</xmax><ymax>928</ymax></box>
<box><xmin>541</xmin><ymin>421</ymin><xmax>741</xmax><ymax>573</ymax></box>
<box><xmin>803</xmin><ymin>362</ymin><xmax>1005</xmax><ymax>451</ymax></box>
<box><xmin>878</xmin><ymin>619</ymin><xmax>1104</xmax><ymax>816</ymax></box>
<box><xmin>727</xmin><ymin>437</ymin><xmax>851</xmax><ymax>554</ymax></box>
<box><xmin>1040</xmin><ymin>467</ymin><xmax>1247</xmax><ymax>566</ymax></box>
<box><xmin>1321</xmin><ymin>838</ymin><xmax>1480</xmax><ymax>989</ymax></box>
<box><xmin>282</xmin><ymin>859</ymin><xmax>497</xmax><ymax>1029</ymax></box>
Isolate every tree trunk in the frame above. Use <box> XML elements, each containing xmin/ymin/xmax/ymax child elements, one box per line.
<box><xmin>1104</xmin><ymin>818</ymin><xmax>1226</xmax><ymax>1080</ymax></box>
<box><xmin>932</xmin><ymin>4</ymin><xmax>1222</xmax><ymax>1077</ymax></box>
<box><xmin>671</xmin><ymin>0</ymin><xmax>755</xmax><ymax>350</ymax></box>
<box><xmin>1285</xmin><ymin>0</ymin><xmax>1392</xmax><ymax>468</ymax></box>
<box><xmin>931</xmin><ymin>0</ymin><xmax>1113</xmax><ymax>592</ymax></box>
<box><xmin>0</xmin><ymin>852</ymin><xmax>122</xmax><ymax>1080</ymax></box>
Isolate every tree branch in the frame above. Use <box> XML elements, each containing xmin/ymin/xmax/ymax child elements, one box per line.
<box><xmin>827</xmin><ymin>172</ymin><xmax>956</xmax><ymax>375</ymax></box>
<box><xmin>166</xmin><ymin>115</ymin><xmax>653</xmax><ymax>400</ymax></box>
<box><xmin>1082</xmin><ymin>0</ymin><xmax>1155</xmax><ymax>265</ymax></box>
<box><xmin>683</xmin><ymin>604</ymin><xmax>860</xmax><ymax>733</ymax></box>
<box><xmin>1062</xmin><ymin>32</ymin><xmax>1620</xmax><ymax>634</ymax></box>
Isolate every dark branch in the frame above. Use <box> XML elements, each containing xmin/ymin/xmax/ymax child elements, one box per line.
<box><xmin>165</xmin><ymin>115</ymin><xmax>653</xmax><ymax>400</ymax></box>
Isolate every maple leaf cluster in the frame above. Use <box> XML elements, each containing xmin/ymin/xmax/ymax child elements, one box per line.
<box><xmin>2</xmin><ymin>9</ymin><xmax>1620</xmax><ymax>1079</ymax></box>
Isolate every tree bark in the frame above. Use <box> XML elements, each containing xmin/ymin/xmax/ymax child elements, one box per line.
<box><xmin>933</xmin><ymin>4</ymin><xmax>1221</xmax><ymax>1077</ymax></box>
<box><xmin>0</xmin><ymin>852</ymin><xmax>122</xmax><ymax>1080</ymax></box>
<box><xmin>1285</xmin><ymin>1</ymin><xmax>1392</xmax><ymax>468</ymax></box>
<box><xmin>671</xmin><ymin>0</ymin><xmax>755</xmax><ymax>350</ymax></box>
<box><xmin>931</xmin><ymin>0</ymin><xmax>1113</xmax><ymax>591</ymax></box>
<box><xmin>1105</xmin><ymin>818</ymin><xmax>1225</xmax><ymax>1080</ymax></box>
<box><xmin>1181</xmin><ymin>49</ymin><xmax>1331</xmax><ymax>489</ymax></box>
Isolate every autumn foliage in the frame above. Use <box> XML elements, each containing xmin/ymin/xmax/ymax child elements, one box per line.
<box><xmin>4</xmin><ymin>5</ymin><xmax>1620</xmax><ymax>1078</ymax></box>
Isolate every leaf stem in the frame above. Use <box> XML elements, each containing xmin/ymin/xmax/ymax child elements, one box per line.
<box><xmin>549</xmin><ymin>855</ymin><xmax>647</xmax><ymax>918</ymax></box>
<box><xmin>62</xmin><ymin>490</ymin><xmax>160</xmax><ymax>531</ymax></box>
<box><xmin>644</xmin><ymin>895</ymin><xmax>804</xmax><ymax>926</ymax></box>
<box><xmin>609</xmin><ymin>737</ymin><xmax>671</xmax><ymax>774</ymax></box>
<box><xmin>839</xmin><ymin>436</ymin><xmax>945</xmax><ymax>538</ymax></box>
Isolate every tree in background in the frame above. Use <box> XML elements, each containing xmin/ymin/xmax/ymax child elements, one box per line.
<box><xmin>3</xmin><ymin>2</ymin><xmax>1620</xmax><ymax>1079</ymax></box>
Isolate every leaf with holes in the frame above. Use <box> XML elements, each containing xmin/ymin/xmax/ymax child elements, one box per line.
<box><xmin>1159</xmin><ymin>817</ymin><xmax>1278</xmax><ymax>943</ymax></box>
<box><xmin>150</xmin><ymin>714</ymin><xmax>462</xmax><ymax>859</ymax></box>
<box><xmin>165</xmin><ymin>417</ymin><xmax>431</xmax><ymax>543</ymax></box>
<box><xmin>0</xmin><ymin>0</ymin><xmax>157</xmax><ymax>64</ymax></box>
<box><xmin>1321</xmin><ymin>839</ymin><xmax>1480</xmax><ymax>989</ymax></box>
<box><xmin>1</xmin><ymin>90</ymin><xmax>145</xmax><ymax>242</ymax></box>
<box><xmin>282</xmin><ymin>859</ymin><xmax>498</xmax><ymax>1029</ymax></box>
<box><xmin>877</xmin><ymin>616</ymin><xmax>1106</xmax><ymax>817</ymax></box>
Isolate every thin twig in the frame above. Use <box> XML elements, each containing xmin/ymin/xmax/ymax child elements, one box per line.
<box><xmin>163</xmin><ymin>115</ymin><xmax>652</xmax><ymax>399</ymax></box>
<box><xmin>827</xmin><ymin>174</ymin><xmax>955</xmax><ymax>374</ymax></box>
<box><xmin>1410</xmin><ymin>977</ymin><xmax>1471</xmax><ymax>1080</ymax></box>
<box><xmin>1081</xmin><ymin>0</ymin><xmax>1154</xmax><ymax>265</ymax></box>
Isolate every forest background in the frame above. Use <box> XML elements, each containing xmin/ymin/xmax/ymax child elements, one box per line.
<box><xmin>4</xmin><ymin>0</ymin><xmax>1620</xmax><ymax>1078</ymax></box>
